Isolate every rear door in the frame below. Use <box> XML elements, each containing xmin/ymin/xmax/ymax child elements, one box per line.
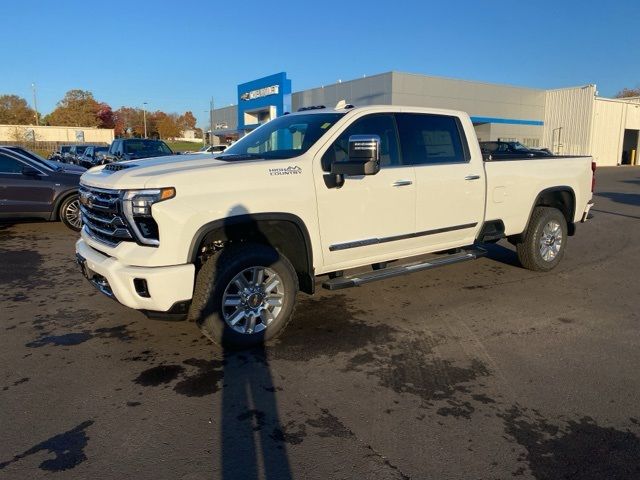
<box><xmin>396</xmin><ymin>113</ymin><xmax>484</xmax><ymax>249</ymax></box>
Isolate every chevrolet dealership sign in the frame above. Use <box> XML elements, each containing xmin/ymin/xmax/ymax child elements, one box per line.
<box><xmin>240</xmin><ymin>85</ymin><xmax>280</xmax><ymax>101</ymax></box>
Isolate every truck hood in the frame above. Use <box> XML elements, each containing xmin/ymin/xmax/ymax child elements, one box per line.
<box><xmin>79</xmin><ymin>154</ymin><xmax>236</xmax><ymax>189</ymax></box>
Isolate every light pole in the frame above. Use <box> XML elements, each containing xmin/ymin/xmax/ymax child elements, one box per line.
<box><xmin>143</xmin><ymin>102</ymin><xmax>148</xmax><ymax>139</ymax></box>
<box><xmin>31</xmin><ymin>83</ymin><xmax>39</xmax><ymax>126</ymax></box>
<box><xmin>209</xmin><ymin>97</ymin><xmax>215</xmax><ymax>146</ymax></box>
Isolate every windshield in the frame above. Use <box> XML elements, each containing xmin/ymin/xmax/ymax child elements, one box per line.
<box><xmin>95</xmin><ymin>147</ymin><xmax>108</xmax><ymax>153</ymax></box>
<box><xmin>124</xmin><ymin>140</ymin><xmax>172</xmax><ymax>155</ymax></box>
<box><xmin>220</xmin><ymin>113</ymin><xmax>344</xmax><ymax>160</ymax></box>
<box><xmin>75</xmin><ymin>146</ymin><xmax>88</xmax><ymax>154</ymax></box>
<box><xmin>512</xmin><ymin>142</ymin><xmax>529</xmax><ymax>151</ymax></box>
<box><xmin>61</xmin><ymin>146</ymin><xmax>71</xmax><ymax>153</ymax></box>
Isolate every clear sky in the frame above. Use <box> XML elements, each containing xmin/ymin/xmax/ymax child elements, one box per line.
<box><xmin>2</xmin><ymin>0</ymin><xmax>639</xmax><ymax>127</ymax></box>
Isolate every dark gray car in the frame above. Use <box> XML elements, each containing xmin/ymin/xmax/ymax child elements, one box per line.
<box><xmin>0</xmin><ymin>147</ymin><xmax>84</xmax><ymax>231</ymax></box>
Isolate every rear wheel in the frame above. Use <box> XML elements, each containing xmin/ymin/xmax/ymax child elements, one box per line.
<box><xmin>516</xmin><ymin>206</ymin><xmax>567</xmax><ymax>271</ymax></box>
<box><xmin>59</xmin><ymin>195</ymin><xmax>82</xmax><ymax>231</ymax></box>
<box><xmin>189</xmin><ymin>243</ymin><xmax>298</xmax><ymax>348</ymax></box>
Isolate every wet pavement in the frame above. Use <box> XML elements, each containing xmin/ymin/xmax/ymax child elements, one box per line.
<box><xmin>1</xmin><ymin>167</ymin><xmax>639</xmax><ymax>479</ymax></box>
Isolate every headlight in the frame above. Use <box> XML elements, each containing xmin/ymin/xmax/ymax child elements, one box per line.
<box><xmin>122</xmin><ymin>187</ymin><xmax>175</xmax><ymax>246</ymax></box>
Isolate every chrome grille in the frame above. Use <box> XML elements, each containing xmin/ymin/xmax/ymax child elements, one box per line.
<box><xmin>79</xmin><ymin>185</ymin><xmax>134</xmax><ymax>247</ymax></box>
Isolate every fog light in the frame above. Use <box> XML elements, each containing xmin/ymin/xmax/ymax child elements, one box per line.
<box><xmin>134</xmin><ymin>278</ymin><xmax>150</xmax><ymax>298</ymax></box>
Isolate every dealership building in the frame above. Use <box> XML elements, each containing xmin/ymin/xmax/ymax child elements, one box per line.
<box><xmin>210</xmin><ymin>71</ymin><xmax>640</xmax><ymax>167</ymax></box>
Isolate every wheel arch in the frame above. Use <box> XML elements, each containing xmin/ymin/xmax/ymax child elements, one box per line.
<box><xmin>51</xmin><ymin>188</ymin><xmax>78</xmax><ymax>221</ymax></box>
<box><xmin>511</xmin><ymin>186</ymin><xmax>576</xmax><ymax>243</ymax></box>
<box><xmin>189</xmin><ymin>213</ymin><xmax>315</xmax><ymax>294</ymax></box>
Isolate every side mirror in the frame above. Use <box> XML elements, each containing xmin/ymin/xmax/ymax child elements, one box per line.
<box><xmin>331</xmin><ymin>135</ymin><xmax>381</xmax><ymax>177</ymax></box>
<box><xmin>22</xmin><ymin>166</ymin><xmax>41</xmax><ymax>177</ymax></box>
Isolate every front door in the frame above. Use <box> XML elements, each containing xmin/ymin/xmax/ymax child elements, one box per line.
<box><xmin>313</xmin><ymin>113</ymin><xmax>416</xmax><ymax>270</ymax></box>
<box><xmin>0</xmin><ymin>153</ymin><xmax>54</xmax><ymax>216</ymax></box>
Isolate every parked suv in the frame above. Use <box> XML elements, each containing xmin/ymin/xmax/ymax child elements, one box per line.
<box><xmin>0</xmin><ymin>146</ymin><xmax>83</xmax><ymax>230</ymax></box>
<box><xmin>49</xmin><ymin>145</ymin><xmax>72</xmax><ymax>162</ymax></box>
<box><xmin>106</xmin><ymin>138</ymin><xmax>173</xmax><ymax>162</ymax></box>
<box><xmin>67</xmin><ymin>145</ymin><xmax>96</xmax><ymax>164</ymax></box>
<box><xmin>78</xmin><ymin>146</ymin><xmax>110</xmax><ymax>168</ymax></box>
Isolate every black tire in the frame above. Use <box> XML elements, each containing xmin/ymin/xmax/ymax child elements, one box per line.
<box><xmin>59</xmin><ymin>195</ymin><xmax>82</xmax><ymax>231</ymax></box>
<box><xmin>189</xmin><ymin>243</ymin><xmax>299</xmax><ymax>348</ymax></box>
<box><xmin>516</xmin><ymin>206</ymin><xmax>567</xmax><ymax>271</ymax></box>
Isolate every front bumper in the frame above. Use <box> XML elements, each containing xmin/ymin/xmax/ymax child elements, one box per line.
<box><xmin>75</xmin><ymin>238</ymin><xmax>195</xmax><ymax>312</ymax></box>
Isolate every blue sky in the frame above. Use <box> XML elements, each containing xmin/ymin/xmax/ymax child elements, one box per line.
<box><xmin>2</xmin><ymin>0</ymin><xmax>639</xmax><ymax>128</ymax></box>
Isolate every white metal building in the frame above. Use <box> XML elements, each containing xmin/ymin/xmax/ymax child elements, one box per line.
<box><xmin>211</xmin><ymin>71</ymin><xmax>640</xmax><ymax>167</ymax></box>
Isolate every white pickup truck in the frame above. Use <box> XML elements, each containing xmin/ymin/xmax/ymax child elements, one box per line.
<box><xmin>76</xmin><ymin>105</ymin><xmax>595</xmax><ymax>347</ymax></box>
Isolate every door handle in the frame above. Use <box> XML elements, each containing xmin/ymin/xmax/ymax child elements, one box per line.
<box><xmin>464</xmin><ymin>175</ymin><xmax>481</xmax><ymax>181</ymax></box>
<box><xmin>392</xmin><ymin>180</ymin><xmax>413</xmax><ymax>187</ymax></box>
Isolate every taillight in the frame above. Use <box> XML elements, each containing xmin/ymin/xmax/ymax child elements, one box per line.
<box><xmin>591</xmin><ymin>161</ymin><xmax>596</xmax><ymax>192</ymax></box>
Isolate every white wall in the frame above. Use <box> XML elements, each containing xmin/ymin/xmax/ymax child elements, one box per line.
<box><xmin>0</xmin><ymin>124</ymin><xmax>114</xmax><ymax>143</ymax></box>
<box><xmin>543</xmin><ymin>85</ymin><xmax>595</xmax><ymax>156</ymax></box>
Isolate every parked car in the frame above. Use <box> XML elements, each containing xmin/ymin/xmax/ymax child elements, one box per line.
<box><xmin>78</xmin><ymin>146</ymin><xmax>110</xmax><ymax>168</ymax></box>
<box><xmin>480</xmin><ymin>141</ymin><xmax>552</xmax><ymax>159</ymax></box>
<box><xmin>3</xmin><ymin>146</ymin><xmax>86</xmax><ymax>174</ymax></box>
<box><xmin>105</xmin><ymin>138</ymin><xmax>174</xmax><ymax>162</ymax></box>
<box><xmin>0</xmin><ymin>146</ymin><xmax>83</xmax><ymax>231</ymax></box>
<box><xmin>186</xmin><ymin>144</ymin><xmax>228</xmax><ymax>154</ymax></box>
<box><xmin>76</xmin><ymin>104</ymin><xmax>595</xmax><ymax>348</ymax></box>
<box><xmin>66</xmin><ymin>145</ymin><xmax>96</xmax><ymax>164</ymax></box>
<box><xmin>49</xmin><ymin>145</ymin><xmax>72</xmax><ymax>162</ymax></box>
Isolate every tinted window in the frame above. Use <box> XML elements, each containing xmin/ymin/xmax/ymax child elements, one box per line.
<box><xmin>124</xmin><ymin>140</ymin><xmax>172</xmax><ymax>155</ymax></box>
<box><xmin>396</xmin><ymin>113</ymin><xmax>466</xmax><ymax>165</ymax></box>
<box><xmin>321</xmin><ymin>114</ymin><xmax>401</xmax><ymax>172</ymax></box>
<box><xmin>0</xmin><ymin>154</ymin><xmax>24</xmax><ymax>173</ymax></box>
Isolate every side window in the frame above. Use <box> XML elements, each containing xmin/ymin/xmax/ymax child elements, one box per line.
<box><xmin>321</xmin><ymin>114</ymin><xmax>401</xmax><ymax>172</ymax></box>
<box><xmin>396</xmin><ymin>113</ymin><xmax>467</xmax><ymax>165</ymax></box>
<box><xmin>0</xmin><ymin>154</ymin><xmax>24</xmax><ymax>173</ymax></box>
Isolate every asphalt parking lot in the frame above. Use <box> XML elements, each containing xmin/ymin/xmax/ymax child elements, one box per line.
<box><xmin>1</xmin><ymin>166</ymin><xmax>639</xmax><ymax>480</ymax></box>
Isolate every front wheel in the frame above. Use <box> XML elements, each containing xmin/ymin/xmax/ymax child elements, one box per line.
<box><xmin>516</xmin><ymin>206</ymin><xmax>567</xmax><ymax>271</ymax></box>
<box><xmin>59</xmin><ymin>195</ymin><xmax>82</xmax><ymax>231</ymax></box>
<box><xmin>189</xmin><ymin>243</ymin><xmax>299</xmax><ymax>348</ymax></box>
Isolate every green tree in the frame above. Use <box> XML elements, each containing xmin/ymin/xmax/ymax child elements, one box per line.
<box><xmin>0</xmin><ymin>95</ymin><xmax>37</xmax><ymax>125</ymax></box>
<box><xmin>615</xmin><ymin>87</ymin><xmax>640</xmax><ymax>98</ymax></box>
<box><xmin>47</xmin><ymin>89</ymin><xmax>100</xmax><ymax>127</ymax></box>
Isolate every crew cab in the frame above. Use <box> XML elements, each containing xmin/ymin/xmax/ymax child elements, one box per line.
<box><xmin>75</xmin><ymin>105</ymin><xmax>595</xmax><ymax>347</ymax></box>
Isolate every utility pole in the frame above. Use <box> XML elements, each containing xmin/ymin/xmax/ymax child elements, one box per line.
<box><xmin>209</xmin><ymin>97</ymin><xmax>214</xmax><ymax>146</ymax></box>
<box><xmin>143</xmin><ymin>102</ymin><xmax>148</xmax><ymax>139</ymax></box>
<box><xmin>31</xmin><ymin>83</ymin><xmax>39</xmax><ymax>126</ymax></box>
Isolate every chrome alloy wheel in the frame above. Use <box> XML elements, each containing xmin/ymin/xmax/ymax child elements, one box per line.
<box><xmin>539</xmin><ymin>220</ymin><xmax>563</xmax><ymax>262</ymax></box>
<box><xmin>221</xmin><ymin>267</ymin><xmax>284</xmax><ymax>335</ymax></box>
<box><xmin>65</xmin><ymin>198</ymin><xmax>82</xmax><ymax>229</ymax></box>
